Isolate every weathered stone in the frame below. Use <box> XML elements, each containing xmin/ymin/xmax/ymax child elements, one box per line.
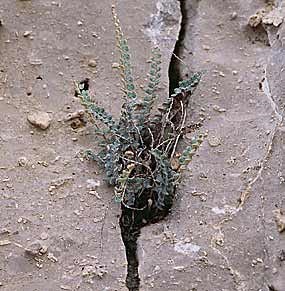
<box><xmin>18</xmin><ymin>156</ymin><xmax>28</xmax><ymax>167</ymax></box>
<box><xmin>27</xmin><ymin>111</ymin><xmax>52</xmax><ymax>130</ymax></box>
<box><xmin>273</xmin><ymin>209</ymin><xmax>285</xmax><ymax>233</ymax></box>
<box><xmin>25</xmin><ymin>240</ymin><xmax>46</xmax><ymax>256</ymax></box>
<box><xmin>88</xmin><ymin>59</ymin><xmax>97</xmax><ymax>68</ymax></box>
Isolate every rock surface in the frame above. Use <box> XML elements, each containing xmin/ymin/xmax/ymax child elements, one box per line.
<box><xmin>140</xmin><ymin>0</ymin><xmax>285</xmax><ymax>290</ymax></box>
<box><xmin>0</xmin><ymin>0</ymin><xmax>178</xmax><ymax>290</ymax></box>
<box><xmin>1</xmin><ymin>0</ymin><xmax>285</xmax><ymax>291</ymax></box>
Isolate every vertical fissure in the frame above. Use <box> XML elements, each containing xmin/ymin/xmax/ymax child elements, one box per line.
<box><xmin>119</xmin><ymin>1</ymin><xmax>190</xmax><ymax>291</ymax></box>
<box><xmin>169</xmin><ymin>0</ymin><xmax>189</xmax><ymax>94</ymax></box>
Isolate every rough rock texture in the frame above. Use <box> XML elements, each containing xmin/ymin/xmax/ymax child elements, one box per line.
<box><xmin>27</xmin><ymin>111</ymin><xmax>52</xmax><ymax>129</ymax></box>
<box><xmin>140</xmin><ymin>1</ymin><xmax>285</xmax><ymax>290</ymax></box>
<box><xmin>0</xmin><ymin>1</ymin><xmax>179</xmax><ymax>290</ymax></box>
<box><xmin>1</xmin><ymin>0</ymin><xmax>285</xmax><ymax>291</ymax></box>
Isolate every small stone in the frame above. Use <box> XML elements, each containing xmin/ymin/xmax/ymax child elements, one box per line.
<box><xmin>273</xmin><ymin>209</ymin><xmax>285</xmax><ymax>233</ymax></box>
<box><xmin>23</xmin><ymin>31</ymin><xmax>32</xmax><ymax>37</ymax></box>
<box><xmin>86</xmin><ymin>179</ymin><xmax>101</xmax><ymax>190</ymax></box>
<box><xmin>213</xmin><ymin>105</ymin><xmax>226</xmax><ymax>113</ymax></box>
<box><xmin>29</xmin><ymin>58</ymin><xmax>43</xmax><ymax>65</ymax></box>
<box><xmin>26</xmin><ymin>86</ymin><xmax>33</xmax><ymax>96</ymax></box>
<box><xmin>39</xmin><ymin>245</ymin><xmax>48</xmax><ymax>254</ymax></box>
<box><xmin>278</xmin><ymin>250</ymin><xmax>285</xmax><ymax>261</ymax></box>
<box><xmin>153</xmin><ymin>265</ymin><xmax>161</xmax><ymax>273</ymax></box>
<box><xmin>88</xmin><ymin>59</ymin><xmax>97</xmax><ymax>68</ymax></box>
<box><xmin>219</xmin><ymin>71</ymin><xmax>225</xmax><ymax>77</ymax></box>
<box><xmin>0</xmin><ymin>239</ymin><xmax>11</xmax><ymax>246</ymax></box>
<box><xmin>202</xmin><ymin>45</ymin><xmax>211</xmax><ymax>51</ymax></box>
<box><xmin>214</xmin><ymin>233</ymin><xmax>224</xmax><ymax>247</ymax></box>
<box><xmin>256</xmin><ymin>258</ymin><xmax>263</xmax><ymax>263</ymax></box>
<box><xmin>230</xmin><ymin>12</ymin><xmax>238</xmax><ymax>20</ymax></box>
<box><xmin>232</xmin><ymin>70</ymin><xmax>238</xmax><ymax>75</ymax></box>
<box><xmin>173</xmin><ymin>266</ymin><xmax>185</xmax><ymax>271</ymax></box>
<box><xmin>27</xmin><ymin>111</ymin><xmax>52</xmax><ymax>130</ymax></box>
<box><xmin>208</xmin><ymin>136</ymin><xmax>221</xmax><ymax>147</ymax></box>
<box><xmin>18</xmin><ymin>156</ymin><xmax>28</xmax><ymax>167</ymax></box>
<box><xmin>77</xmin><ymin>20</ymin><xmax>83</xmax><ymax>26</ymax></box>
<box><xmin>112</xmin><ymin>62</ymin><xmax>120</xmax><ymax>69</ymax></box>
<box><xmin>25</xmin><ymin>240</ymin><xmax>44</xmax><ymax>256</ymax></box>
<box><xmin>60</xmin><ymin>286</ymin><xmax>72</xmax><ymax>290</ymax></box>
<box><xmin>248</xmin><ymin>13</ymin><xmax>263</xmax><ymax>28</ymax></box>
<box><xmin>40</xmin><ymin>232</ymin><xmax>48</xmax><ymax>240</ymax></box>
<box><xmin>47</xmin><ymin>252</ymin><xmax>58</xmax><ymax>262</ymax></box>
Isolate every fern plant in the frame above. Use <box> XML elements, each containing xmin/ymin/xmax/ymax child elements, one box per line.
<box><xmin>75</xmin><ymin>5</ymin><xmax>203</xmax><ymax>291</ymax></box>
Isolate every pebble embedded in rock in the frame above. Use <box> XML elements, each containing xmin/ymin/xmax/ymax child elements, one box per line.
<box><xmin>0</xmin><ymin>239</ymin><xmax>11</xmax><ymax>246</ymax></box>
<box><xmin>213</xmin><ymin>105</ymin><xmax>226</xmax><ymax>113</ymax></box>
<box><xmin>23</xmin><ymin>31</ymin><xmax>32</xmax><ymax>37</ymax></box>
<box><xmin>273</xmin><ymin>209</ymin><xmax>285</xmax><ymax>233</ymax></box>
<box><xmin>248</xmin><ymin>13</ymin><xmax>263</xmax><ymax>28</ymax></box>
<box><xmin>39</xmin><ymin>245</ymin><xmax>48</xmax><ymax>254</ymax></box>
<box><xmin>47</xmin><ymin>252</ymin><xmax>58</xmax><ymax>262</ymax></box>
<box><xmin>112</xmin><ymin>62</ymin><xmax>120</xmax><ymax>68</ymax></box>
<box><xmin>40</xmin><ymin>232</ymin><xmax>48</xmax><ymax>240</ymax></box>
<box><xmin>88</xmin><ymin>59</ymin><xmax>97</xmax><ymax>68</ymax></box>
<box><xmin>18</xmin><ymin>156</ymin><xmax>28</xmax><ymax>167</ymax></box>
<box><xmin>202</xmin><ymin>45</ymin><xmax>211</xmax><ymax>51</ymax></box>
<box><xmin>26</xmin><ymin>86</ymin><xmax>33</xmax><ymax>96</ymax></box>
<box><xmin>86</xmin><ymin>179</ymin><xmax>101</xmax><ymax>190</ymax></box>
<box><xmin>208</xmin><ymin>136</ymin><xmax>221</xmax><ymax>147</ymax></box>
<box><xmin>25</xmin><ymin>240</ymin><xmax>45</xmax><ymax>256</ymax></box>
<box><xmin>60</xmin><ymin>286</ymin><xmax>72</xmax><ymax>290</ymax></box>
<box><xmin>230</xmin><ymin>12</ymin><xmax>237</xmax><ymax>20</ymax></box>
<box><xmin>27</xmin><ymin>111</ymin><xmax>52</xmax><ymax>130</ymax></box>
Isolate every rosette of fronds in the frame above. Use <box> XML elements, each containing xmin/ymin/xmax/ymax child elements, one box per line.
<box><xmin>75</xmin><ymin>6</ymin><xmax>202</xmax><ymax>213</ymax></box>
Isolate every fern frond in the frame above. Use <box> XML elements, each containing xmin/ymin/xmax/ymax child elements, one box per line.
<box><xmin>151</xmin><ymin>149</ymin><xmax>177</xmax><ymax>210</ymax></box>
<box><xmin>75</xmin><ymin>83</ymin><xmax>118</xmax><ymax>133</ymax></box>
<box><xmin>112</xmin><ymin>5</ymin><xmax>137</xmax><ymax>101</ymax></box>
<box><xmin>136</xmin><ymin>48</ymin><xmax>162</xmax><ymax>126</ymax></box>
<box><xmin>172</xmin><ymin>72</ymin><xmax>201</xmax><ymax>97</ymax></box>
<box><xmin>115</xmin><ymin>163</ymin><xmax>135</xmax><ymax>203</ymax></box>
<box><xmin>179</xmin><ymin>134</ymin><xmax>204</xmax><ymax>169</ymax></box>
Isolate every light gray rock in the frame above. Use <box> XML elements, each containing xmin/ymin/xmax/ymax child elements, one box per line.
<box><xmin>27</xmin><ymin>111</ymin><xmax>52</xmax><ymax>130</ymax></box>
